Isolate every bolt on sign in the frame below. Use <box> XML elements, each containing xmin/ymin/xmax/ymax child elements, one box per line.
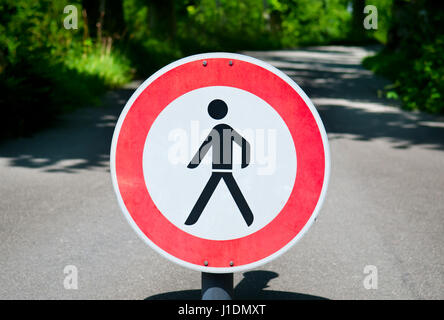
<box><xmin>110</xmin><ymin>53</ymin><xmax>330</xmax><ymax>273</ymax></box>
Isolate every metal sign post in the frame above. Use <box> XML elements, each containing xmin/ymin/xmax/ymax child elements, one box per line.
<box><xmin>201</xmin><ymin>272</ymin><xmax>233</xmax><ymax>300</ymax></box>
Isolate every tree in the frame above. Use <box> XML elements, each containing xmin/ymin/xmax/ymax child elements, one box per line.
<box><xmin>147</xmin><ymin>0</ymin><xmax>176</xmax><ymax>40</ymax></box>
<box><xmin>81</xmin><ymin>0</ymin><xmax>125</xmax><ymax>41</ymax></box>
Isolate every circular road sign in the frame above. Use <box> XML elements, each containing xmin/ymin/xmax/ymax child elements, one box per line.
<box><xmin>110</xmin><ymin>53</ymin><xmax>330</xmax><ymax>273</ymax></box>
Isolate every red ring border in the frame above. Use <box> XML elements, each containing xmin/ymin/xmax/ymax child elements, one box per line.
<box><xmin>115</xmin><ymin>57</ymin><xmax>326</xmax><ymax>269</ymax></box>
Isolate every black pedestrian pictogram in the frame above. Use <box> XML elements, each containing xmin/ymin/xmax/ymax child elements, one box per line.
<box><xmin>185</xmin><ymin>99</ymin><xmax>254</xmax><ymax>226</ymax></box>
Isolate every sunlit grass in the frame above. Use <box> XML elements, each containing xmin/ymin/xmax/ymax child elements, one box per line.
<box><xmin>64</xmin><ymin>47</ymin><xmax>133</xmax><ymax>88</ymax></box>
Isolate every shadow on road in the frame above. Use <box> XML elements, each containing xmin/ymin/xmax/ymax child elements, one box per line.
<box><xmin>145</xmin><ymin>270</ymin><xmax>327</xmax><ymax>300</ymax></box>
<box><xmin>317</xmin><ymin>102</ymin><xmax>444</xmax><ymax>150</ymax></box>
<box><xmin>1</xmin><ymin>47</ymin><xmax>444</xmax><ymax>173</ymax></box>
<box><xmin>0</xmin><ymin>84</ymin><xmax>138</xmax><ymax>173</ymax></box>
<box><xmin>248</xmin><ymin>46</ymin><xmax>444</xmax><ymax>151</ymax></box>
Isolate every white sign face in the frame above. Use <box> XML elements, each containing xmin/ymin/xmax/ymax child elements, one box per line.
<box><xmin>143</xmin><ymin>86</ymin><xmax>297</xmax><ymax>240</ymax></box>
<box><xmin>111</xmin><ymin>52</ymin><xmax>330</xmax><ymax>273</ymax></box>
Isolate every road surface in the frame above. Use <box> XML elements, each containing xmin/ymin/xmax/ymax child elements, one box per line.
<box><xmin>1</xmin><ymin>46</ymin><xmax>443</xmax><ymax>299</ymax></box>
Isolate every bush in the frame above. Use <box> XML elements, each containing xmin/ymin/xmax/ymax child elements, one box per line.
<box><xmin>363</xmin><ymin>35</ymin><xmax>444</xmax><ymax>114</ymax></box>
<box><xmin>0</xmin><ymin>0</ymin><xmax>133</xmax><ymax>138</ymax></box>
<box><xmin>65</xmin><ymin>45</ymin><xmax>133</xmax><ymax>89</ymax></box>
<box><xmin>0</xmin><ymin>45</ymin><xmax>133</xmax><ymax>137</ymax></box>
<box><xmin>401</xmin><ymin>38</ymin><xmax>444</xmax><ymax>113</ymax></box>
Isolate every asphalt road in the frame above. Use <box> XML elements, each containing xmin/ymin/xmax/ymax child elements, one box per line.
<box><xmin>1</xmin><ymin>46</ymin><xmax>443</xmax><ymax>299</ymax></box>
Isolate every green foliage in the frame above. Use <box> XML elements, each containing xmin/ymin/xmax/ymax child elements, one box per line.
<box><xmin>363</xmin><ymin>36</ymin><xmax>444</xmax><ymax>113</ymax></box>
<box><xmin>3</xmin><ymin>0</ymin><xmax>441</xmax><ymax>138</ymax></box>
<box><xmin>365</xmin><ymin>0</ymin><xmax>393</xmax><ymax>44</ymax></box>
<box><xmin>65</xmin><ymin>46</ymin><xmax>133</xmax><ymax>89</ymax></box>
<box><xmin>400</xmin><ymin>38</ymin><xmax>444</xmax><ymax>113</ymax></box>
<box><xmin>362</xmin><ymin>49</ymin><xmax>406</xmax><ymax>79</ymax></box>
<box><xmin>177</xmin><ymin>0</ymin><xmax>352</xmax><ymax>50</ymax></box>
<box><xmin>121</xmin><ymin>0</ymin><xmax>353</xmax><ymax>76</ymax></box>
<box><xmin>363</xmin><ymin>1</ymin><xmax>444</xmax><ymax>114</ymax></box>
<box><xmin>0</xmin><ymin>0</ymin><xmax>133</xmax><ymax>138</ymax></box>
<box><xmin>272</xmin><ymin>0</ymin><xmax>351</xmax><ymax>47</ymax></box>
<box><xmin>180</xmin><ymin>0</ymin><xmax>277</xmax><ymax>50</ymax></box>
